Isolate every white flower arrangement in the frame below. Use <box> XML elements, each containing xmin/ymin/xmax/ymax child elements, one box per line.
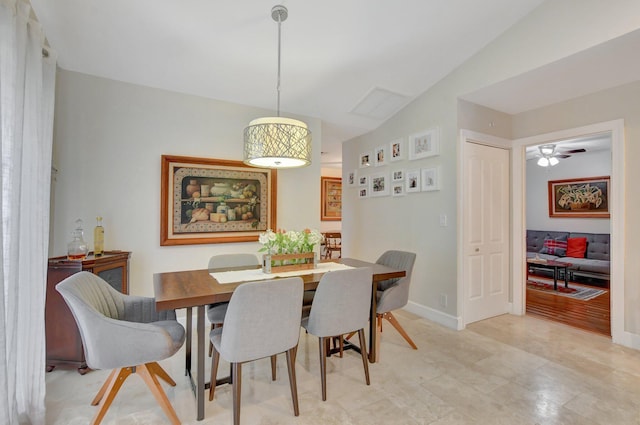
<box><xmin>258</xmin><ymin>228</ymin><xmax>324</xmax><ymax>255</ymax></box>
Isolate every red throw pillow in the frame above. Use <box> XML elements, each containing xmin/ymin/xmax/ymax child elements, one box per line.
<box><xmin>566</xmin><ymin>237</ymin><xmax>587</xmax><ymax>258</ymax></box>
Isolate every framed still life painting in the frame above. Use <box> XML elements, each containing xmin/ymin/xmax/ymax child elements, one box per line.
<box><xmin>160</xmin><ymin>155</ymin><xmax>277</xmax><ymax>245</ymax></box>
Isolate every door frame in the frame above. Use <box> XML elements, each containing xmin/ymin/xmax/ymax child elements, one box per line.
<box><xmin>511</xmin><ymin>119</ymin><xmax>626</xmax><ymax>345</ymax></box>
<box><xmin>457</xmin><ymin>130</ymin><xmax>512</xmax><ymax>329</ymax></box>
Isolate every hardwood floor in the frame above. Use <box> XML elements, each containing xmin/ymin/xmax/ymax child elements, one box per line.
<box><xmin>526</xmin><ymin>276</ymin><xmax>611</xmax><ymax>337</ymax></box>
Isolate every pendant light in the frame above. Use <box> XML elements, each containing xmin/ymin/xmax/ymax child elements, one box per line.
<box><xmin>243</xmin><ymin>5</ymin><xmax>312</xmax><ymax>168</ymax></box>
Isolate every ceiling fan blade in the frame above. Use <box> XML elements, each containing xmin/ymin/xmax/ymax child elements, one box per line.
<box><xmin>555</xmin><ymin>154</ymin><xmax>571</xmax><ymax>159</ymax></box>
<box><xmin>560</xmin><ymin>148</ymin><xmax>586</xmax><ymax>154</ymax></box>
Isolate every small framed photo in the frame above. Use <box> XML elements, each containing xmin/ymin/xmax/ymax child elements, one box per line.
<box><xmin>358</xmin><ymin>175</ymin><xmax>368</xmax><ymax>187</ymax></box>
<box><xmin>374</xmin><ymin>145</ymin><xmax>387</xmax><ymax>167</ymax></box>
<box><xmin>406</xmin><ymin>169</ymin><xmax>421</xmax><ymax>193</ymax></box>
<box><xmin>421</xmin><ymin>167</ymin><xmax>440</xmax><ymax>192</ymax></box>
<box><xmin>358</xmin><ymin>187</ymin><xmax>369</xmax><ymax>198</ymax></box>
<box><xmin>392</xmin><ymin>183</ymin><xmax>405</xmax><ymax>197</ymax></box>
<box><xmin>370</xmin><ymin>173</ymin><xmax>389</xmax><ymax>197</ymax></box>
<box><xmin>359</xmin><ymin>151</ymin><xmax>372</xmax><ymax>168</ymax></box>
<box><xmin>391</xmin><ymin>169</ymin><xmax>405</xmax><ymax>182</ymax></box>
<box><xmin>346</xmin><ymin>170</ymin><xmax>357</xmax><ymax>187</ymax></box>
<box><xmin>389</xmin><ymin>138</ymin><xmax>404</xmax><ymax>162</ymax></box>
<box><xmin>408</xmin><ymin>127</ymin><xmax>440</xmax><ymax>160</ymax></box>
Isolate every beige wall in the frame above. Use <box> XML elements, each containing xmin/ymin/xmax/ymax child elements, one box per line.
<box><xmin>343</xmin><ymin>0</ymin><xmax>640</xmax><ymax>329</ymax></box>
<box><xmin>51</xmin><ymin>70</ymin><xmax>322</xmax><ymax>296</ymax></box>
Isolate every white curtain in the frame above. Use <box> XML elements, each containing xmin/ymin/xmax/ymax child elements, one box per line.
<box><xmin>0</xmin><ymin>1</ymin><xmax>56</xmax><ymax>424</ymax></box>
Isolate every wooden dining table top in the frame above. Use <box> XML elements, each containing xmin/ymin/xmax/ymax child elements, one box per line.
<box><xmin>153</xmin><ymin>258</ymin><xmax>405</xmax><ymax>311</ymax></box>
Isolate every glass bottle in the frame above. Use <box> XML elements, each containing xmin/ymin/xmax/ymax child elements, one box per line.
<box><xmin>67</xmin><ymin>219</ymin><xmax>88</xmax><ymax>260</ymax></box>
<box><xmin>94</xmin><ymin>216</ymin><xmax>104</xmax><ymax>257</ymax></box>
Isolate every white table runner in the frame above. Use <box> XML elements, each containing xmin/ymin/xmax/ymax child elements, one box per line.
<box><xmin>210</xmin><ymin>262</ymin><xmax>354</xmax><ymax>284</ymax></box>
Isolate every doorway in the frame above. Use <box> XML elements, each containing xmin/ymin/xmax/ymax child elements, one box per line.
<box><xmin>511</xmin><ymin>120</ymin><xmax>625</xmax><ymax>343</ymax></box>
<box><xmin>524</xmin><ymin>134</ymin><xmax>611</xmax><ymax>336</ymax></box>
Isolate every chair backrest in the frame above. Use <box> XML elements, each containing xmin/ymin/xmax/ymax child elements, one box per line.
<box><xmin>219</xmin><ymin>277</ymin><xmax>303</xmax><ymax>363</ymax></box>
<box><xmin>57</xmin><ymin>271</ymin><xmax>126</xmax><ymax>320</ymax></box>
<box><xmin>57</xmin><ymin>271</ymin><xmax>184</xmax><ymax>370</ymax></box>
<box><xmin>324</xmin><ymin>232</ymin><xmax>341</xmax><ymax>249</ymax></box>
<box><xmin>375</xmin><ymin>250</ymin><xmax>416</xmax><ymax>314</ymax></box>
<box><xmin>306</xmin><ymin>267</ymin><xmax>372</xmax><ymax>337</ymax></box>
<box><xmin>56</xmin><ymin>272</ymin><xmax>129</xmax><ymax>368</ymax></box>
<box><xmin>208</xmin><ymin>253</ymin><xmax>260</xmax><ymax>271</ymax></box>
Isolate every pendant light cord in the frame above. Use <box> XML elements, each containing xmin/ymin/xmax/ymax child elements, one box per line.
<box><xmin>276</xmin><ymin>13</ymin><xmax>282</xmax><ymax>117</ymax></box>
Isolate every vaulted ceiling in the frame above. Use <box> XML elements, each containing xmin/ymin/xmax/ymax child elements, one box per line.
<box><xmin>30</xmin><ymin>0</ymin><xmax>546</xmax><ymax>166</ymax></box>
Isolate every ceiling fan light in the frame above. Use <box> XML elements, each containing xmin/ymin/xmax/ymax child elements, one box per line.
<box><xmin>537</xmin><ymin>157</ymin><xmax>550</xmax><ymax>167</ymax></box>
<box><xmin>549</xmin><ymin>157</ymin><xmax>559</xmax><ymax>166</ymax></box>
<box><xmin>539</xmin><ymin>144</ymin><xmax>556</xmax><ymax>156</ymax></box>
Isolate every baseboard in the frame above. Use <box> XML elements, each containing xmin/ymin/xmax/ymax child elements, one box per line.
<box><xmin>613</xmin><ymin>330</ymin><xmax>640</xmax><ymax>350</ymax></box>
<box><xmin>404</xmin><ymin>301</ymin><xmax>462</xmax><ymax>330</ymax></box>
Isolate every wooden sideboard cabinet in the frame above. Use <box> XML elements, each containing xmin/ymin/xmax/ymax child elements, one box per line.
<box><xmin>46</xmin><ymin>250</ymin><xmax>131</xmax><ymax>373</ymax></box>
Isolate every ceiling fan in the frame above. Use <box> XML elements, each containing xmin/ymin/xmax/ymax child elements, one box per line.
<box><xmin>536</xmin><ymin>144</ymin><xmax>586</xmax><ymax>167</ymax></box>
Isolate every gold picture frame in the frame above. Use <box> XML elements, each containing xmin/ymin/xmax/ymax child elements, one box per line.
<box><xmin>160</xmin><ymin>155</ymin><xmax>277</xmax><ymax>245</ymax></box>
<box><xmin>320</xmin><ymin>176</ymin><xmax>342</xmax><ymax>221</ymax></box>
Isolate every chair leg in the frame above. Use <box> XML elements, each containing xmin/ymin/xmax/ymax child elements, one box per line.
<box><xmin>330</xmin><ymin>336</ymin><xmax>343</xmax><ymax>357</ymax></box>
<box><xmin>384</xmin><ymin>312</ymin><xmax>418</xmax><ymax>350</ymax></box>
<box><xmin>285</xmin><ymin>346</ymin><xmax>300</xmax><ymax>416</ymax></box>
<box><xmin>357</xmin><ymin>329</ymin><xmax>371</xmax><ymax>385</ymax></box>
<box><xmin>90</xmin><ymin>367</ymin><xmax>133</xmax><ymax>425</ymax></box>
<box><xmin>375</xmin><ymin>314</ymin><xmax>383</xmax><ymax>362</ymax></box>
<box><xmin>137</xmin><ymin>363</ymin><xmax>181</xmax><ymax>425</ymax></box>
<box><xmin>232</xmin><ymin>362</ymin><xmax>242</xmax><ymax>425</ymax></box>
<box><xmin>147</xmin><ymin>362</ymin><xmax>176</xmax><ymax>386</ymax></box>
<box><xmin>318</xmin><ymin>336</ymin><xmax>328</xmax><ymax>401</ymax></box>
<box><xmin>91</xmin><ymin>369</ymin><xmax>117</xmax><ymax>405</ymax></box>
<box><xmin>271</xmin><ymin>355</ymin><xmax>277</xmax><ymax>381</ymax></box>
<box><xmin>209</xmin><ymin>324</ymin><xmax>214</xmax><ymax>357</ymax></box>
<box><xmin>209</xmin><ymin>346</ymin><xmax>221</xmax><ymax>401</ymax></box>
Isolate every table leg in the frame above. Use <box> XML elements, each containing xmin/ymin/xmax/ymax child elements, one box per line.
<box><xmin>185</xmin><ymin>307</ymin><xmax>192</xmax><ymax>376</ymax></box>
<box><xmin>196</xmin><ymin>305</ymin><xmax>205</xmax><ymax>421</ymax></box>
<box><xmin>564</xmin><ymin>266</ymin><xmax>569</xmax><ymax>288</ymax></box>
<box><xmin>369</xmin><ymin>282</ymin><xmax>377</xmax><ymax>363</ymax></box>
<box><xmin>553</xmin><ymin>267</ymin><xmax>558</xmax><ymax>291</ymax></box>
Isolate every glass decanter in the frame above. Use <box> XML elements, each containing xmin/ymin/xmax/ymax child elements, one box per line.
<box><xmin>67</xmin><ymin>218</ymin><xmax>88</xmax><ymax>260</ymax></box>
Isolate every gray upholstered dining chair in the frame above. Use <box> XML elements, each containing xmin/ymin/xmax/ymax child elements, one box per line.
<box><xmin>209</xmin><ymin>277</ymin><xmax>303</xmax><ymax>425</ymax></box>
<box><xmin>207</xmin><ymin>253</ymin><xmax>260</xmax><ymax>355</ymax></box>
<box><xmin>56</xmin><ymin>271</ymin><xmax>185</xmax><ymax>425</ymax></box>
<box><xmin>301</xmin><ymin>267</ymin><xmax>373</xmax><ymax>401</ymax></box>
<box><xmin>375</xmin><ymin>250</ymin><xmax>417</xmax><ymax>361</ymax></box>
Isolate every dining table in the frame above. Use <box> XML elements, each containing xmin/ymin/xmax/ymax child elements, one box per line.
<box><xmin>153</xmin><ymin>257</ymin><xmax>406</xmax><ymax>421</ymax></box>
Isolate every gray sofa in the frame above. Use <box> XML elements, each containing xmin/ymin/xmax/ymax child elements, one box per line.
<box><xmin>526</xmin><ymin>230</ymin><xmax>610</xmax><ymax>281</ymax></box>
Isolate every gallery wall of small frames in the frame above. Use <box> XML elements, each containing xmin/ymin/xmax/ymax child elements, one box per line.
<box><xmin>347</xmin><ymin>126</ymin><xmax>441</xmax><ymax>199</ymax></box>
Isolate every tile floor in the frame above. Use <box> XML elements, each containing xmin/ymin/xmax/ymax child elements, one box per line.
<box><xmin>45</xmin><ymin>312</ymin><xmax>640</xmax><ymax>424</ymax></box>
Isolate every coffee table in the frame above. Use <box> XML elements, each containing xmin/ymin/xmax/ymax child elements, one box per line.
<box><xmin>526</xmin><ymin>258</ymin><xmax>572</xmax><ymax>290</ymax></box>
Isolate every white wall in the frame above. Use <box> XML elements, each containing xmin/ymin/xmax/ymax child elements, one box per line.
<box><xmin>526</xmin><ymin>149</ymin><xmax>611</xmax><ymax>233</ymax></box>
<box><xmin>342</xmin><ymin>0</ymin><xmax>640</xmax><ymax>327</ymax></box>
<box><xmin>51</xmin><ymin>70</ymin><xmax>322</xmax><ymax>296</ymax></box>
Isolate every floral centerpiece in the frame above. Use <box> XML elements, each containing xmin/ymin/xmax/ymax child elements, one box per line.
<box><xmin>259</xmin><ymin>228</ymin><xmax>323</xmax><ymax>273</ymax></box>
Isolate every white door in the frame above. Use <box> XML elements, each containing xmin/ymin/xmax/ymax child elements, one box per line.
<box><xmin>463</xmin><ymin>141</ymin><xmax>510</xmax><ymax>324</ymax></box>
